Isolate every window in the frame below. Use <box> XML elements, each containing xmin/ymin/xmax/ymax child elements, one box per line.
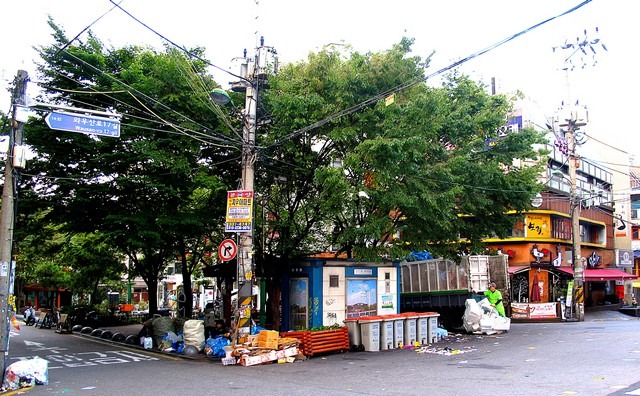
<box><xmin>329</xmin><ymin>275</ymin><xmax>339</xmax><ymax>288</ymax></box>
<box><xmin>581</xmin><ymin>223</ymin><xmax>605</xmax><ymax>245</ymax></box>
<box><xmin>552</xmin><ymin>217</ymin><xmax>572</xmax><ymax>240</ymax></box>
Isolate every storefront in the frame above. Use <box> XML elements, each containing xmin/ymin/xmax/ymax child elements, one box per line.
<box><xmin>23</xmin><ymin>283</ymin><xmax>72</xmax><ymax>310</ymax></box>
<box><xmin>555</xmin><ymin>267</ymin><xmax>637</xmax><ymax>308</ymax></box>
<box><xmin>508</xmin><ymin>265</ymin><xmax>637</xmax><ymax>320</ymax></box>
<box><xmin>509</xmin><ymin>266</ymin><xmax>567</xmax><ymax>320</ymax></box>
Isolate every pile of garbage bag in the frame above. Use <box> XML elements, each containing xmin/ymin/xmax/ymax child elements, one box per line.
<box><xmin>1</xmin><ymin>357</ymin><xmax>48</xmax><ymax>391</ymax></box>
<box><xmin>462</xmin><ymin>298</ymin><xmax>510</xmax><ymax>335</ymax></box>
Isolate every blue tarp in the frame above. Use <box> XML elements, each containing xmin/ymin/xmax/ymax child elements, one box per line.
<box><xmin>409</xmin><ymin>251</ymin><xmax>434</xmax><ymax>261</ymax></box>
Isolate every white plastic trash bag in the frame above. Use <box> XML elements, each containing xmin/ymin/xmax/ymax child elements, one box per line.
<box><xmin>182</xmin><ymin>319</ymin><xmax>205</xmax><ymax>352</ymax></box>
<box><xmin>462</xmin><ymin>297</ymin><xmax>510</xmax><ymax>334</ymax></box>
<box><xmin>464</xmin><ymin>299</ymin><xmax>483</xmax><ymax>323</ymax></box>
<box><xmin>1</xmin><ymin>357</ymin><xmax>48</xmax><ymax>391</ymax></box>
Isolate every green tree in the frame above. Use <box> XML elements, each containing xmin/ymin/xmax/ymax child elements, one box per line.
<box><xmin>58</xmin><ymin>231</ymin><xmax>125</xmax><ymax>303</ymax></box>
<box><xmin>19</xmin><ymin>20</ymin><xmax>235</xmax><ymax>314</ymax></box>
<box><xmin>258</xmin><ymin>38</ymin><xmax>546</xmax><ymax>266</ymax></box>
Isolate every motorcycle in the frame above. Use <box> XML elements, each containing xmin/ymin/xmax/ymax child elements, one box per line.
<box><xmin>23</xmin><ymin>307</ymin><xmax>36</xmax><ymax>326</ymax></box>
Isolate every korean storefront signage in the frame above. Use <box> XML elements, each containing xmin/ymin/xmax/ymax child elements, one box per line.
<box><xmin>525</xmin><ymin>214</ymin><xmax>551</xmax><ymax>238</ymax></box>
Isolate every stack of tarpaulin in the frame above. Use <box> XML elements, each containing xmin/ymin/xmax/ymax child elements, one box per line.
<box><xmin>462</xmin><ymin>298</ymin><xmax>510</xmax><ymax>335</ymax></box>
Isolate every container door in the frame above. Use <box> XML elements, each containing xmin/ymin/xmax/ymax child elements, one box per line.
<box><xmin>467</xmin><ymin>256</ymin><xmax>490</xmax><ymax>292</ymax></box>
<box><xmin>289</xmin><ymin>278</ymin><xmax>308</xmax><ymax>330</ymax></box>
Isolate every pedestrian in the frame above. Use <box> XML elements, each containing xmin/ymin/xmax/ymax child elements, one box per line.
<box><xmin>482</xmin><ymin>282</ymin><xmax>505</xmax><ymax>317</ymax></box>
<box><xmin>24</xmin><ymin>306</ymin><xmax>36</xmax><ymax>326</ymax></box>
<box><xmin>209</xmin><ymin>319</ymin><xmax>230</xmax><ymax>339</ymax></box>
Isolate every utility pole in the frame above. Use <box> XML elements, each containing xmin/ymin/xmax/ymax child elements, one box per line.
<box><xmin>561</xmin><ymin>109</ymin><xmax>587</xmax><ymax>322</ymax></box>
<box><xmin>554</xmin><ymin>28</ymin><xmax>604</xmax><ymax>322</ymax></box>
<box><xmin>0</xmin><ymin>70</ymin><xmax>28</xmax><ymax>377</ymax></box>
<box><xmin>228</xmin><ymin>37</ymin><xmax>276</xmax><ymax>340</ymax></box>
<box><xmin>236</xmin><ymin>53</ymin><xmax>258</xmax><ymax>339</ymax></box>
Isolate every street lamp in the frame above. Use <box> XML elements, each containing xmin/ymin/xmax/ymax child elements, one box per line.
<box><xmin>210</xmin><ymin>88</ymin><xmax>233</xmax><ymax>106</ymax></box>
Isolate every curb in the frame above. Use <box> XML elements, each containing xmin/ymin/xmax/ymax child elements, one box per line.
<box><xmin>72</xmin><ymin>328</ymin><xmax>211</xmax><ymax>361</ymax></box>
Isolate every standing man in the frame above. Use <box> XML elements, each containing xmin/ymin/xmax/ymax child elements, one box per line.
<box><xmin>483</xmin><ymin>282</ymin><xmax>505</xmax><ymax>317</ymax></box>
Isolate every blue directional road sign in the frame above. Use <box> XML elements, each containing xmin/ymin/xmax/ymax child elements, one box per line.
<box><xmin>45</xmin><ymin>111</ymin><xmax>121</xmax><ymax>138</ymax></box>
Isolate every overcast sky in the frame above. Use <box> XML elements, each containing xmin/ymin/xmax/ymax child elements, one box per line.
<box><xmin>1</xmin><ymin>0</ymin><xmax>637</xmax><ymax>167</ymax></box>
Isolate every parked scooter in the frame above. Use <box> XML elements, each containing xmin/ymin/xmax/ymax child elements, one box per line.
<box><xmin>23</xmin><ymin>306</ymin><xmax>36</xmax><ymax>326</ymax></box>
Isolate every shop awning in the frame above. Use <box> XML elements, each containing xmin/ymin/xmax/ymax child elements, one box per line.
<box><xmin>508</xmin><ymin>265</ymin><xmax>529</xmax><ymax>275</ymax></box>
<box><xmin>555</xmin><ymin>267</ymin><xmax>638</xmax><ymax>281</ymax></box>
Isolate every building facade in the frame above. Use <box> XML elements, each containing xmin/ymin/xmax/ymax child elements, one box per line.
<box><xmin>484</xmin><ymin>141</ymin><xmax>637</xmax><ymax>319</ymax></box>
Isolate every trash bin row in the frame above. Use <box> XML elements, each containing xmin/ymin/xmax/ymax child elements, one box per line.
<box><xmin>344</xmin><ymin>312</ymin><xmax>440</xmax><ymax>352</ymax></box>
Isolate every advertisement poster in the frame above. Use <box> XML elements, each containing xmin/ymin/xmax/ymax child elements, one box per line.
<box><xmin>225</xmin><ymin>190</ymin><xmax>253</xmax><ymax>232</ymax></box>
<box><xmin>289</xmin><ymin>278</ymin><xmax>308</xmax><ymax>330</ymax></box>
<box><xmin>381</xmin><ymin>294</ymin><xmax>394</xmax><ymax>309</ymax></box>
<box><xmin>511</xmin><ymin>303</ymin><xmax>530</xmax><ymax>319</ymax></box>
<box><xmin>346</xmin><ymin>279</ymin><xmax>377</xmax><ymax>318</ymax></box>
<box><xmin>529</xmin><ymin>302</ymin><xmax>558</xmax><ymax>319</ymax></box>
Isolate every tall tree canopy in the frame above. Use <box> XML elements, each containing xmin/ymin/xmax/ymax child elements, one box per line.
<box><xmin>19</xmin><ymin>20</ymin><xmax>234</xmax><ymax>313</ymax></box>
<box><xmin>16</xmin><ymin>23</ymin><xmax>546</xmax><ymax>322</ymax></box>
<box><xmin>257</xmin><ymin>38</ymin><xmax>546</xmax><ymax>267</ymax></box>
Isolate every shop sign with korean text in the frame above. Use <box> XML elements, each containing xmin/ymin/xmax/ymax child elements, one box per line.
<box><xmin>225</xmin><ymin>190</ymin><xmax>253</xmax><ymax>232</ymax></box>
<box><xmin>525</xmin><ymin>214</ymin><xmax>551</xmax><ymax>238</ymax></box>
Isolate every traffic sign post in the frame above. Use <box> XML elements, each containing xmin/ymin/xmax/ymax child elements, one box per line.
<box><xmin>218</xmin><ymin>239</ymin><xmax>238</xmax><ymax>262</ymax></box>
<box><xmin>45</xmin><ymin>111</ymin><xmax>121</xmax><ymax>138</ymax></box>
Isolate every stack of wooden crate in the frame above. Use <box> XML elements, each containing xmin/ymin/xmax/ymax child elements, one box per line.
<box><xmin>281</xmin><ymin>326</ymin><xmax>349</xmax><ymax>357</ymax></box>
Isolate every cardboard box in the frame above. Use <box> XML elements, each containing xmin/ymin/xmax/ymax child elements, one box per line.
<box><xmin>258</xmin><ymin>339</ymin><xmax>278</xmax><ymax>349</ymax></box>
<box><xmin>258</xmin><ymin>330</ymin><xmax>279</xmax><ymax>348</ymax></box>
<box><xmin>258</xmin><ymin>330</ymin><xmax>279</xmax><ymax>342</ymax></box>
<box><xmin>240</xmin><ymin>347</ymin><xmax>298</xmax><ymax>367</ymax></box>
<box><xmin>245</xmin><ymin>334</ymin><xmax>258</xmax><ymax>347</ymax></box>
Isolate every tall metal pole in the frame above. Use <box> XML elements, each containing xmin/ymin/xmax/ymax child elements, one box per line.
<box><xmin>0</xmin><ymin>70</ymin><xmax>28</xmax><ymax>377</ymax></box>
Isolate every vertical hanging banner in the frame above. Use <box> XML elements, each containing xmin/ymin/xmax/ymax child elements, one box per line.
<box><xmin>225</xmin><ymin>190</ymin><xmax>254</xmax><ymax>232</ymax></box>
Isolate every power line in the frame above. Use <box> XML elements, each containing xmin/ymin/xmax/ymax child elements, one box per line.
<box><xmin>47</xmin><ymin>48</ymin><xmax>243</xmax><ymax>147</ymax></box>
<box><xmin>55</xmin><ymin>1</ymin><xmax>123</xmax><ymax>54</ymax></box>
<box><xmin>267</xmin><ymin>0</ymin><xmax>593</xmax><ymax>148</ymax></box>
<box><xmin>107</xmin><ymin>0</ymin><xmax>248</xmax><ymax>84</ymax></box>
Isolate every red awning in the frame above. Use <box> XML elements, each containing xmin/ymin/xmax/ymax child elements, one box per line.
<box><xmin>508</xmin><ymin>266</ymin><xmax>529</xmax><ymax>275</ymax></box>
<box><xmin>555</xmin><ymin>267</ymin><xmax>638</xmax><ymax>281</ymax></box>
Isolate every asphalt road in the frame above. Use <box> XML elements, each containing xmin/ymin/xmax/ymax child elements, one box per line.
<box><xmin>4</xmin><ymin>310</ymin><xmax>640</xmax><ymax>396</ymax></box>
